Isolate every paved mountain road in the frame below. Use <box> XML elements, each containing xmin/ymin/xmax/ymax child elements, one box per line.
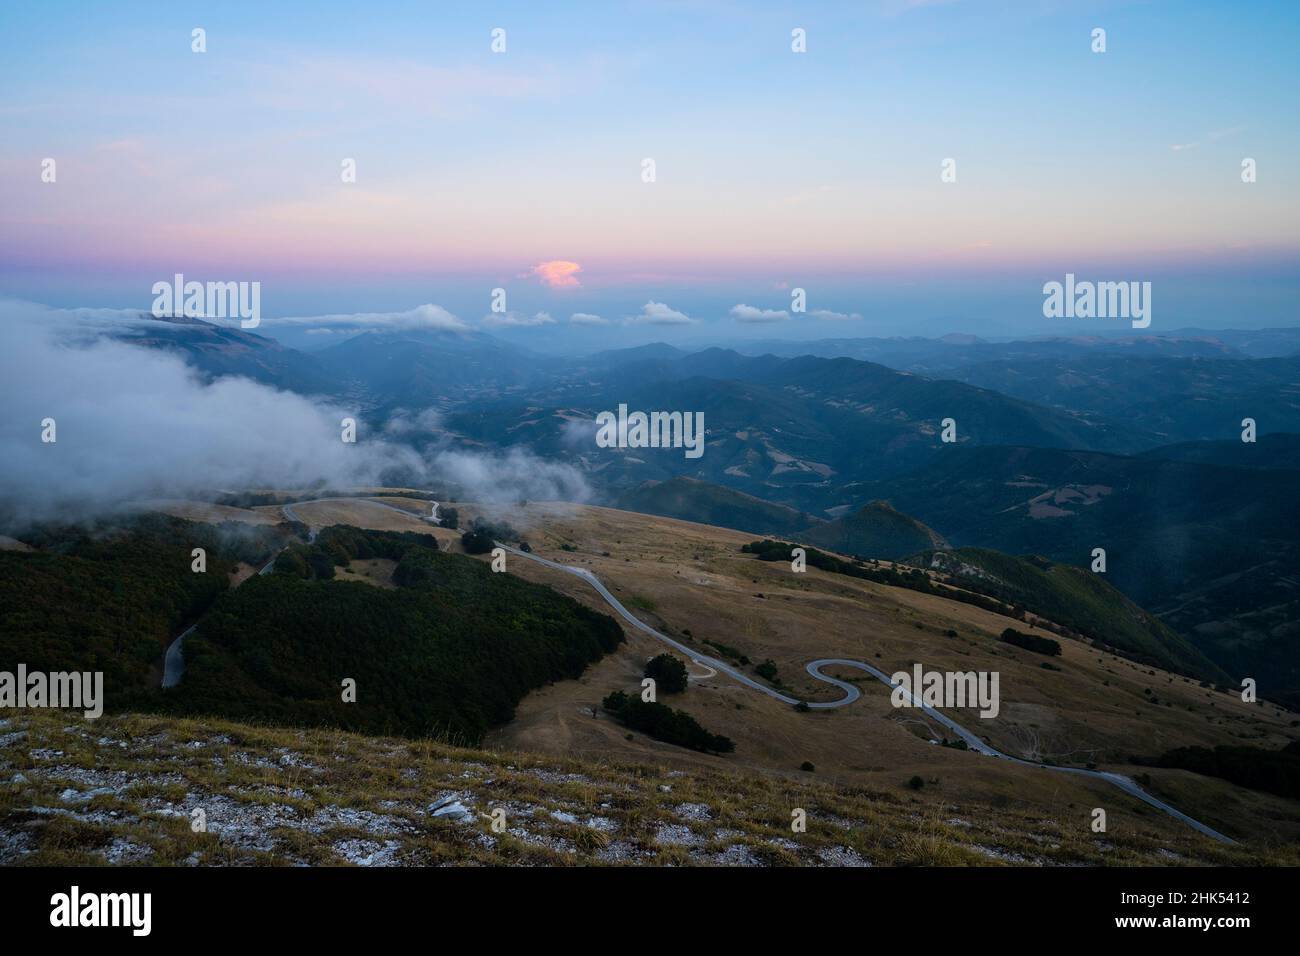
<box><xmin>160</xmin><ymin>497</ymin><xmax>1235</xmax><ymax>845</ymax></box>
<box><xmin>501</xmin><ymin>545</ymin><xmax>1237</xmax><ymax>846</ymax></box>
<box><xmin>160</xmin><ymin>545</ymin><xmax>280</xmax><ymax>689</ymax></box>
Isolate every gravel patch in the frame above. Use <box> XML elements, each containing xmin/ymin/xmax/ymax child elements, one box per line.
<box><xmin>334</xmin><ymin>839</ymin><xmax>403</xmax><ymax>866</ymax></box>
<box><xmin>673</xmin><ymin>802</ymin><xmax>713</xmax><ymax>821</ymax></box>
<box><xmin>102</xmin><ymin>838</ymin><xmax>155</xmax><ymax>864</ymax></box>
<box><xmin>817</xmin><ymin>845</ymin><xmax>872</xmax><ymax>867</ymax></box>
<box><xmin>654</xmin><ymin>823</ymin><xmax>703</xmax><ymax>847</ymax></box>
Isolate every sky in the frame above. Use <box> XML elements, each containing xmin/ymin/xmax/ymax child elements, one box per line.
<box><xmin>1</xmin><ymin>0</ymin><xmax>1297</xmax><ymax>351</ymax></box>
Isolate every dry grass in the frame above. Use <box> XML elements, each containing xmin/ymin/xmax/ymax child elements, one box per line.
<box><xmin>144</xmin><ymin>495</ymin><xmax>1300</xmax><ymax>850</ymax></box>
<box><xmin>4</xmin><ymin>709</ymin><xmax>1290</xmax><ymax>867</ymax></box>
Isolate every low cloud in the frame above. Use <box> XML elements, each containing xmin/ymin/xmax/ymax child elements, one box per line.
<box><xmin>269</xmin><ymin>303</ymin><xmax>468</xmax><ymax>331</ymax></box>
<box><xmin>560</xmin><ymin>416</ymin><xmax>600</xmax><ymax>446</ymax></box>
<box><xmin>0</xmin><ymin>300</ymin><xmax>586</xmax><ymax>526</ymax></box>
<box><xmin>809</xmin><ymin>309</ymin><xmax>863</xmax><ymax>321</ymax></box>
<box><xmin>626</xmin><ymin>301</ymin><xmax>693</xmax><ymax>325</ymax></box>
<box><xmin>0</xmin><ymin>301</ymin><xmax>422</xmax><ymax>524</ymax></box>
<box><xmin>730</xmin><ymin>303</ymin><xmax>789</xmax><ymax>323</ymax></box>
<box><xmin>435</xmin><ymin>447</ymin><xmax>589</xmax><ymax>504</ymax></box>
<box><xmin>569</xmin><ymin>312</ymin><xmax>609</xmax><ymax>326</ymax></box>
<box><xmin>382</xmin><ymin>407</ymin><xmax>445</xmax><ymax>437</ymax></box>
<box><xmin>481</xmin><ymin>310</ymin><xmax>556</xmax><ymax>328</ymax></box>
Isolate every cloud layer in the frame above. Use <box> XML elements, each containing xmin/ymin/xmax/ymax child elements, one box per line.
<box><xmin>0</xmin><ymin>301</ymin><xmax>586</xmax><ymax>525</ymax></box>
<box><xmin>627</xmin><ymin>301</ymin><xmax>693</xmax><ymax>325</ymax></box>
<box><xmin>730</xmin><ymin>303</ymin><xmax>790</xmax><ymax>323</ymax></box>
<box><xmin>482</xmin><ymin>310</ymin><xmax>556</xmax><ymax>328</ymax></box>
<box><xmin>271</xmin><ymin>303</ymin><xmax>468</xmax><ymax>331</ymax></box>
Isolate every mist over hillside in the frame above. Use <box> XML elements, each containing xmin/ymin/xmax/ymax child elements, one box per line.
<box><xmin>5</xmin><ymin>0</ymin><xmax>1300</xmax><ymax>926</ymax></box>
<box><xmin>7</xmin><ymin>300</ymin><xmax>1296</xmax><ymax>706</ymax></box>
<box><xmin>0</xmin><ymin>302</ymin><xmax>590</xmax><ymax>526</ymax></box>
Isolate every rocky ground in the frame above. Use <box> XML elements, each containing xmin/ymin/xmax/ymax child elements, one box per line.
<box><xmin>1</xmin><ymin>709</ymin><xmax>1285</xmax><ymax>867</ymax></box>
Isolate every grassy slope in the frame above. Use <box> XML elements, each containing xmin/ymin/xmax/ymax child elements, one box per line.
<box><xmin>2</xmin><ymin>709</ymin><xmax>1289</xmax><ymax>867</ymax></box>
<box><xmin>613</xmin><ymin>477</ymin><xmax>820</xmax><ymax>537</ymax></box>
<box><xmin>912</xmin><ymin>547</ymin><xmax>1226</xmax><ymax>682</ymax></box>
<box><xmin>801</xmin><ymin>501</ymin><xmax>949</xmax><ymax>560</ymax></box>
<box><xmin>850</xmin><ymin>445</ymin><xmax>1300</xmax><ymax>699</ymax></box>
<box><xmin>138</xmin><ymin>498</ymin><xmax>1300</xmax><ymax>849</ymax></box>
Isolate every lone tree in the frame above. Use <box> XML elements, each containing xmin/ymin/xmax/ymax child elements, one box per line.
<box><xmin>644</xmin><ymin>653</ymin><xmax>689</xmax><ymax>694</ymax></box>
<box><xmin>460</xmin><ymin>527</ymin><xmax>494</xmax><ymax>554</ymax></box>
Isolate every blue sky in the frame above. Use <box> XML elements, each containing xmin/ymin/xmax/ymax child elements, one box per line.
<box><xmin>1</xmin><ymin>0</ymin><xmax>1297</xmax><ymax>349</ymax></box>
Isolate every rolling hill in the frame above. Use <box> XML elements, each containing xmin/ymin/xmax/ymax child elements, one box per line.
<box><xmin>801</xmin><ymin>501</ymin><xmax>948</xmax><ymax>560</ymax></box>
<box><xmin>1140</xmin><ymin>433</ymin><xmax>1300</xmax><ymax>470</ymax></box>
<box><xmin>442</xmin><ymin>350</ymin><xmax>1160</xmax><ymax>515</ymax></box>
<box><xmin>851</xmin><ymin>445</ymin><xmax>1300</xmax><ymax>703</ymax></box>
<box><xmin>120</xmin><ymin>314</ymin><xmax>341</xmax><ymax>396</ymax></box>
<box><xmin>911</xmin><ymin>547</ymin><xmax>1226</xmax><ymax>682</ymax></box>
<box><xmin>10</xmin><ymin>494</ymin><xmax>1297</xmax><ymax>859</ymax></box>
<box><xmin>613</xmin><ymin>477</ymin><xmax>821</xmax><ymax>536</ymax></box>
<box><xmin>944</xmin><ymin>355</ymin><xmax>1300</xmax><ymax>443</ymax></box>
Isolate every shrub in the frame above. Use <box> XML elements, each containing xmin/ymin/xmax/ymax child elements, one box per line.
<box><xmin>460</xmin><ymin>528</ymin><xmax>495</xmax><ymax>554</ymax></box>
<box><xmin>306</xmin><ymin>550</ymin><xmax>336</xmax><ymax>580</ymax></box>
<box><xmin>644</xmin><ymin>654</ymin><xmax>689</xmax><ymax>694</ymax></box>
<box><xmin>999</xmin><ymin>627</ymin><xmax>1061</xmax><ymax>657</ymax></box>
<box><xmin>1135</xmin><ymin>742</ymin><xmax>1300</xmax><ymax>800</ymax></box>
<box><xmin>601</xmin><ymin>691</ymin><xmax>734</xmax><ymax>754</ymax></box>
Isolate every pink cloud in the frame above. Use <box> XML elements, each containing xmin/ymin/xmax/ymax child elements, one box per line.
<box><xmin>527</xmin><ymin>260</ymin><xmax>582</xmax><ymax>289</ymax></box>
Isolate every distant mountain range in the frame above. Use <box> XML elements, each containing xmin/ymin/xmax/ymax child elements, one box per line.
<box><xmin>311</xmin><ymin>328</ymin><xmax>562</xmax><ymax>415</ymax></box>
<box><xmin>1140</xmin><ymin>433</ymin><xmax>1300</xmax><ymax>470</ymax></box>
<box><xmin>116</xmin><ymin>315</ymin><xmax>1300</xmax><ymax>702</ymax></box>
<box><xmin>940</xmin><ymin>355</ymin><xmax>1300</xmax><ymax>442</ymax></box>
<box><xmin>441</xmin><ymin>346</ymin><xmax>1158</xmax><ymax>513</ymax></box>
<box><xmin>120</xmin><ymin>314</ymin><xmax>340</xmax><ymax>396</ymax></box>
<box><xmin>729</xmin><ymin>327</ymin><xmax>1300</xmax><ymax>370</ymax></box>
<box><xmin>849</xmin><ymin>445</ymin><xmax>1300</xmax><ymax>705</ymax></box>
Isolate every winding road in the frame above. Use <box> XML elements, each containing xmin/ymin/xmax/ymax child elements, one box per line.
<box><xmin>161</xmin><ymin>496</ymin><xmax>1235</xmax><ymax>845</ymax></box>
<box><xmin>500</xmin><ymin>544</ymin><xmax>1238</xmax><ymax>846</ymax></box>
<box><xmin>160</xmin><ymin>543</ymin><xmax>280</xmax><ymax>688</ymax></box>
